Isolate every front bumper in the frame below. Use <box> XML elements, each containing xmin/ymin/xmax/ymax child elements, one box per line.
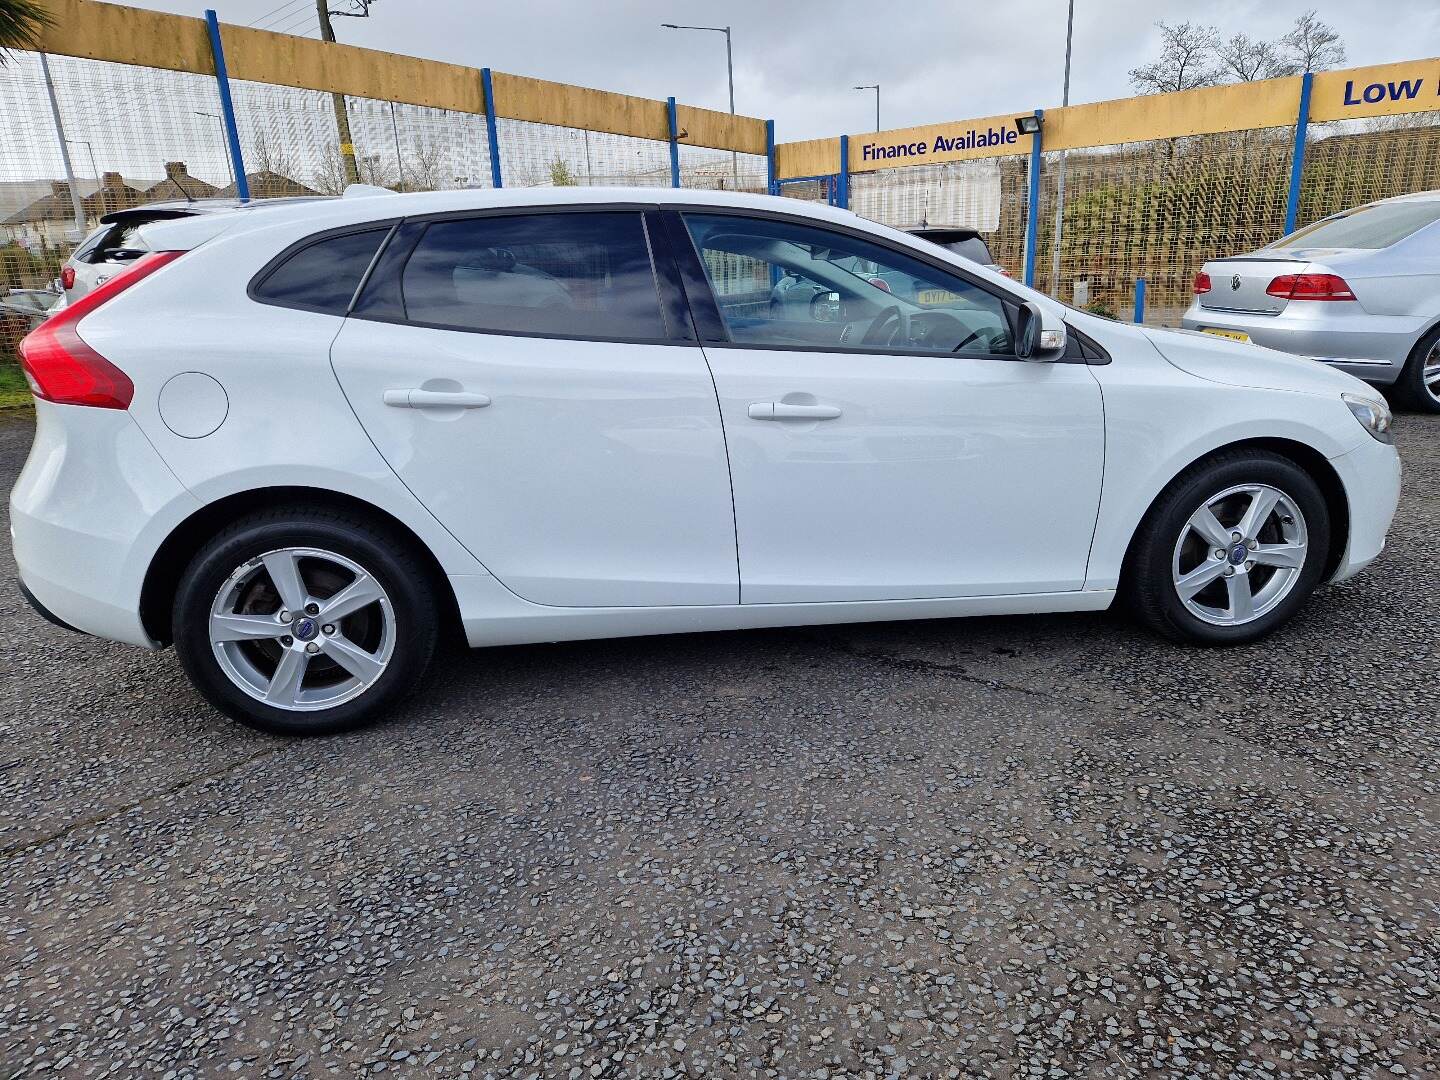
<box><xmin>1327</xmin><ymin>432</ymin><xmax>1402</xmax><ymax>584</ymax></box>
<box><xmin>1180</xmin><ymin>302</ymin><xmax>1425</xmax><ymax>386</ymax></box>
<box><xmin>10</xmin><ymin>400</ymin><xmax>200</xmax><ymax>648</ymax></box>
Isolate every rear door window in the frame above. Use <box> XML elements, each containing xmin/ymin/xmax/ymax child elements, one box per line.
<box><xmin>1274</xmin><ymin>201</ymin><xmax>1440</xmax><ymax>250</ymax></box>
<box><xmin>397</xmin><ymin>212</ymin><xmax>665</xmax><ymax>340</ymax></box>
<box><xmin>252</xmin><ymin>227</ymin><xmax>391</xmax><ymax>315</ymax></box>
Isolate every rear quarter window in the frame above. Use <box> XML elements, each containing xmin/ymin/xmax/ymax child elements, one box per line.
<box><xmin>1274</xmin><ymin>201</ymin><xmax>1440</xmax><ymax>250</ymax></box>
<box><xmin>252</xmin><ymin>227</ymin><xmax>391</xmax><ymax>314</ymax></box>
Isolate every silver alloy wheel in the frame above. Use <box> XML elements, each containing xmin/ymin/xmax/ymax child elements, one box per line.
<box><xmin>1171</xmin><ymin>483</ymin><xmax>1309</xmax><ymax>627</ymax></box>
<box><xmin>208</xmin><ymin>546</ymin><xmax>395</xmax><ymax>711</ymax></box>
<box><xmin>1423</xmin><ymin>338</ymin><xmax>1440</xmax><ymax>404</ymax></box>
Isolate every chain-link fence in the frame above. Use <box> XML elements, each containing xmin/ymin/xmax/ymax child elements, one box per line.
<box><xmin>1033</xmin><ymin>127</ymin><xmax>1297</xmax><ymax>324</ymax></box>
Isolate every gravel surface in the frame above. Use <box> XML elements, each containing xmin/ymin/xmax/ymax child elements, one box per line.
<box><xmin>2</xmin><ymin>409</ymin><xmax>1437</xmax><ymax>1079</ymax></box>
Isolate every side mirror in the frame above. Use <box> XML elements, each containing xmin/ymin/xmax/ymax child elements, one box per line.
<box><xmin>1015</xmin><ymin>301</ymin><xmax>1066</xmax><ymax>362</ymax></box>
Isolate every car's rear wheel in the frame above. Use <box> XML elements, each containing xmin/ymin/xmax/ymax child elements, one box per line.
<box><xmin>173</xmin><ymin>508</ymin><xmax>439</xmax><ymax>735</ymax></box>
<box><xmin>1394</xmin><ymin>325</ymin><xmax>1440</xmax><ymax>413</ymax></box>
<box><xmin>1126</xmin><ymin>450</ymin><xmax>1330</xmax><ymax>644</ymax></box>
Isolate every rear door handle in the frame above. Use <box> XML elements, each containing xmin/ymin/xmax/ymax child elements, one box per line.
<box><xmin>383</xmin><ymin>389</ymin><xmax>492</xmax><ymax>409</ymax></box>
<box><xmin>747</xmin><ymin>402</ymin><xmax>843</xmax><ymax>421</ymax></box>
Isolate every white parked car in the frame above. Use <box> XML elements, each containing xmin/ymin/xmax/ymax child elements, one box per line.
<box><xmin>11</xmin><ymin>188</ymin><xmax>1401</xmax><ymax>735</ymax></box>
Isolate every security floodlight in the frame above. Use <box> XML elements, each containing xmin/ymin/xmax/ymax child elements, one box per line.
<box><xmin>1015</xmin><ymin>113</ymin><xmax>1043</xmax><ymax>136</ymax></box>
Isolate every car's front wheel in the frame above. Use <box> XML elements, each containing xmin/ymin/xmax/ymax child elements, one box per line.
<box><xmin>173</xmin><ymin>508</ymin><xmax>440</xmax><ymax>735</ymax></box>
<box><xmin>1126</xmin><ymin>450</ymin><xmax>1331</xmax><ymax>644</ymax></box>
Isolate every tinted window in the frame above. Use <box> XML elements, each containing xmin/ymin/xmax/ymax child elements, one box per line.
<box><xmin>254</xmin><ymin>228</ymin><xmax>389</xmax><ymax>314</ymax></box>
<box><xmin>399</xmin><ymin>212</ymin><xmax>664</xmax><ymax>339</ymax></box>
<box><xmin>682</xmin><ymin>212</ymin><xmax>1014</xmax><ymax>356</ymax></box>
<box><xmin>1274</xmin><ymin>200</ymin><xmax>1440</xmax><ymax>250</ymax></box>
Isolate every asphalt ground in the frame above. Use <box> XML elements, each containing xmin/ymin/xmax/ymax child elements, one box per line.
<box><xmin>1</xmin><ymin>408</ymin><xmax>1437</xmax><ymax>1079</ymax></box>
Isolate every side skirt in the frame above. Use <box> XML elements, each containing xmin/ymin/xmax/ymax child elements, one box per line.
<box><xmin>449</xmin><ymin>575</ymin><xmax>1116</xmax><ymax>648</ymax></box>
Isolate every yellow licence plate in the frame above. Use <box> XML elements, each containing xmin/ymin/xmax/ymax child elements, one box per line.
<box><xmin>916</xmin><ymin>288</ymin><xmax>960</xmax><ymax>306</ymax></box>
<box><xmin>1202</xmin><ymin>328</ymin><xmax>1251</xmax><ymax>343</ymax></box>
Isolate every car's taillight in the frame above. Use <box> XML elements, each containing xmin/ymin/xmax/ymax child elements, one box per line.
<box><xmin>1193</xmin><ymin>272</ymin><xmax>1212</xmax><ymax>294</ymax></box>
<box><xmin>60</xmin><ymin>266</ymin><xmax>75</xmax><ymax>290</ymax></box>
<box><xmin>1265</xmin><ymin>273</ymin><xmax>1355</xmax><ymax>302</ymax></box>
<box><xmin>996</xmin><ymin>266</ymin><xmax>1011</xmax><ymax>277</ymax></box>
<box><xmin>867</xmin><ymin>276</ymin><xmax>892</xmax><ymax>293</ymax></box>
<box><xmin>19</xmin><ymin>250</ymin><xmax>183</xmax><ymax>409</ymax></box>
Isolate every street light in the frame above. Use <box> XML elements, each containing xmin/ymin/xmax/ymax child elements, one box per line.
<box><xmin>195</xmin><ymin>110</ymin><xmax>237</xmax><ymax>190</ymax></box>
<box><xmin>661</xmin><ymin>23</ymin><xmax>738</xmax><ymax>189</ymax></box>
<box><xmin>1050</xmin><ymin>0</ymin><xmax>1076</xmax><ymax>298</ymax></box>
<box><xmin>853</xmin><ymin>85</ymin><xmax>880</xmax><ymax>132</ymax></box>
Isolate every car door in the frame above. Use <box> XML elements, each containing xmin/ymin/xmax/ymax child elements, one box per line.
<box><xmin>329</xmin><ymin>208</ymin><xmax>738</xmax><ymax>608</ymax></box>
<box><xmin>669</xmin><ymin>209</ymin><xmax>1104</xmax><ymax>604</ymax></box>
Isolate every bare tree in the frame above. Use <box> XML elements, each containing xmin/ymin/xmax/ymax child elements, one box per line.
<box><xmin>1129</xmin><ymin>21</ymin><xmax>1222</xmax><ymax>94</ymax></box>
<box><xmin>1216</xmin><ymin>33</ymin><xmax>1297</xmax><ymax>82</ymax></box>
<box><xmin>1281</xmin><ymin>10</ymin><xmax>1346</xmax><ymax>73</ymax></box>
<box><xmin>403</xmin><ymin>138</ymin><xmax>446</xmax><ymax>192</ymax></box>
<box><xmin>248</xmin><ymin>126</ymin><xmax>298</xmax><ymax>180</ymax></box>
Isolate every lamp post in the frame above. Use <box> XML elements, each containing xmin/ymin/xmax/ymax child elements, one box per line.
<box><xmin>196</xmin><ymin>111</ymin><xmax>237</xmax><ymax>190</ymax></box>
<box><xmin>661</xmin><ymin>23</ymin><xmax>737</xmax><ymax>189</ymax></box>
<box><xmin>853</xmin><ymin>84</ymin><xmax>880</xmax><ymax>132</ymax></box>
<box><xmin>1049</xmin><ymin>0</ymin><xmax>1075</xmax><ymax>297</ymax></box>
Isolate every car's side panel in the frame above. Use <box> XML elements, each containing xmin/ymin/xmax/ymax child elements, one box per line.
<box><xmin>77</xmin><ymin>239</ymin><xmax>492</xmax><ymax>582</ymax></box>
<box><xmin>1079</xmin><ymin>321</ymin><xmax>1376</xmax><ymax>593</ymax></box>
<box><xmin>331</xmin><ymin>319</ymin><xmax>740</xmax><ymax>608</ymax></box>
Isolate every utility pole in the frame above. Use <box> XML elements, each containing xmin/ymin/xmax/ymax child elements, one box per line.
<box><xmin>854</xmin><ymin>85</ymin><xmax>880</xmax><ymax>132</ymax></box>
<box><xmin>316</xmin><ymin>0</ymin><xmax>362</xmax><ymax>187</ymax></box>
<box><xmin>1049</xmin><ymin>0</ymin><xmax>1075</xmax><ymax>297</ymax></box>
<box><xmin>39</xmin><ymin>53</ymin><xmax>86</xmax><ymax>240</ymax></box>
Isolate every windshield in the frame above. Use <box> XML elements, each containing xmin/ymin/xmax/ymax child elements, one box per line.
<box><xmin>1272</xmin><ymin>200</ymin><xmax>1440</xmax><ymax>250</ymax></box>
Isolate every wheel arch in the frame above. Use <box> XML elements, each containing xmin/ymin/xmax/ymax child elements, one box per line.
<box><xmin>1116</xmin><ymin>436</ymin><xmax>1349</xmax><ymax>588</ymax></box>
<box><xmin>139</xmin><ymin>486</ymin><xmax>462</xmax><ymax>646</ymax></box>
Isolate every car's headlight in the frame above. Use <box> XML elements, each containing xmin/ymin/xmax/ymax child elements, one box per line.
<box><xmin>1343</xmin><ymin>392</ymin><xmax>1393</xmax><ymax>444</ymax></box>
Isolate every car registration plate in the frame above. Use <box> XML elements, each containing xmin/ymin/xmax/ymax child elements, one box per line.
<box><xmin>1201</xmin><ymin>328</ymin><xmax>1251</xmax><ymax>343</ymax></box>
<box><xmin>916</xmin><ymin>289</ymin><xmax>960</xmax><ymax>306</ymax></box>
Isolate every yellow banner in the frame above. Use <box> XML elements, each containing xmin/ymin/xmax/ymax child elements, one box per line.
<box><xmin>848</xmin><ymin>114</ymin><xmax>1034</xmax><ymax>173</ymax></box>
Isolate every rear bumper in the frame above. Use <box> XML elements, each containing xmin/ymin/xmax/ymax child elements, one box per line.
<box><xmin>9</xmin><ymin>400</ymin><xmax>200</xmax><ymax>649</ymax></box>
<box><xmin>1180</xmin><ymin>303</ymin><xmax>1426</xmax><ymax>386</ymax></box>
<box><xmin>1328</xmin><ymin>433</ymin><xmax>1402</xmax><ymax>584</ymax></box>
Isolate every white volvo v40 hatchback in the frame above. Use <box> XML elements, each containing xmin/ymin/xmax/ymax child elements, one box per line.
<box><xmin>10</xmin><ymin>188</ymin><xmax>1401</xmax><ymax>735</ymax></box>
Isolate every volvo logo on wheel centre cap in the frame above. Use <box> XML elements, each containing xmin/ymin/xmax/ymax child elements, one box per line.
<box><xmin>1229</xmin><ymin>543</ymin><xmax>1249</xmax><ymax>565</ymax></box>
<box><xmin>293</xmin><ymin>617</ymin><xmax>319</xmax><ymax>641</ymax></box>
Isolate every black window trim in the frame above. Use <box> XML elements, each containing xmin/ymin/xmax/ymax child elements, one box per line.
<box><xmin>348</xmin><ymin>203</ymin><xmax>692</xmax><ymax>348</ymax></box>
<box><xmin>661</xmin><ymin>205</ymin><xmax>1108</xmax><ymax>366</ymax></box>
<box><xmin>248</xmin><ymin>219</ymin><xmax>401</xmax><ymax>316</ymax></box>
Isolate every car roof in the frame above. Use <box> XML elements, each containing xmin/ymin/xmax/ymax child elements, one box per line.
<box><xmin>138</xmin><ymin>186</ymin><xmax>876</xmax><ymax>253</ymax></box>
<box><xmin>100</xmin><ymin>196</ymin><xmax>327</xmax><ymax>224</ymax></box>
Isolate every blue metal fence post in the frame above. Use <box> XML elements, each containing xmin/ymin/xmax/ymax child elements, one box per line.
<box><xmin>203</xmin><ymin>10</ymin><xmax>249</xmax><ymax>202</ymax></box>
<box><xmin>765</xmin><ymin>119</ymin><xmax>777</xmax><ymax>196</ymax></box>
<box><xmin>480</xmin><ymin>68</ymin><xmax>503</xmax><ymax>188</ymax></box>
<box><xmin>1133</xmin><ymin>278</ymin><xmax>1147</xmax><ymax>324</ymax></box>
<box><xmin>836</xmin><ymin>135</ymin><xmax>849</xmax><ymax>209</ymax></box>
<box><xmin>1022</xmin><ymin>109</ymin><xmax>1044</xmax><ymax>287</ymax></box>
<box><xmin>667</xmin><ymin>97</ymin><xmax>681</xmax><ymax>188</ymax></box>
<box><xmin>1282</xmin><ymin>71</ymin><xmax>1314</xmax><ymax>236</ymax></box>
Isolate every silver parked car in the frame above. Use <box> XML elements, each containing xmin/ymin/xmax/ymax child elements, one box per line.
<box><xmin>1182</xmin><ymin>191</ymin><xmax>1440</xmax><ymax>411</ymax></box>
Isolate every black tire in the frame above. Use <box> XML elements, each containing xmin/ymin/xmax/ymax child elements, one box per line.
<box><xmin>1393</xmin><ymin>324</ymin><xmax>1440</xmax><ymax>414</ymax></box>
<box><xmin>173</xmin><ymin>506</ymin><xmax>440</xmax><ymax>736</ymax></box>
<box><xmin>1125</xmin><ymin>449</ymin><xmax>1331</xmax><ymax>645</ymax></box>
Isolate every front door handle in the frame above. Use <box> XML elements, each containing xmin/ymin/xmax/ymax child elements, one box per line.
<box><xmin>748</xmin><ymin>402</ymin><xmax>843</xmax><ymax>421</ymax></box>
<box><xmin>383</xmin><ymin>389</ymin><xmax>492</xmax><ymax>409</ymax></box>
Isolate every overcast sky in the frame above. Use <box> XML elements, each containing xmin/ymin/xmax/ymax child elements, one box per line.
<box><xmin>116</xmin><ymin>0</ymin><xmax>1439</xmax><ymax>142</ymax></box>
